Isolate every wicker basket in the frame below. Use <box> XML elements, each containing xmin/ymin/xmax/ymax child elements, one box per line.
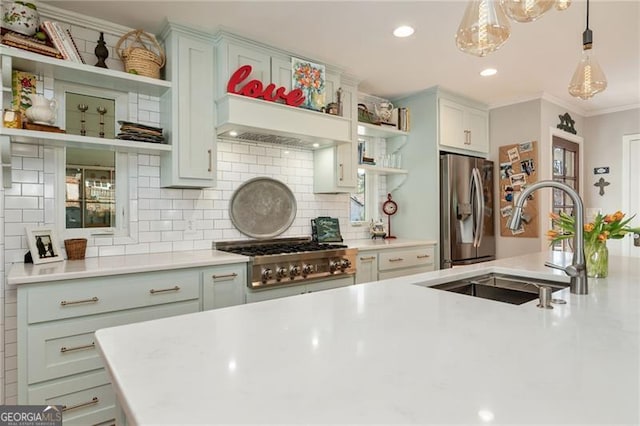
<box><xmin>115</xmin><ymin>29</ymin><xmax>166</xmax><ymax>79</ymax></box>
<box><xmin>64</xmin><ymin>238</ymin><xmax>87</xmax><ymax>260</ymax></box>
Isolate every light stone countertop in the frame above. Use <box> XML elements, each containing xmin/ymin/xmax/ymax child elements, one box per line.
<box><xmin>7</xmin><ymin>250</ymin><xmax>249</xmax><ymax>285</ymax></box>
<box><xmin>345</xmin><ymin>238</ymin><xmax>437</xmax><ymax>251</ymax></box>
<box><xmin>95</xmin><ymin>251</ymin><xmax>640</xmax><ymax>425</ymax></box>
<box><xmin>7</xmin><ymin>239</ymin><xmax>434</xmax><ymax>286</ymax></box>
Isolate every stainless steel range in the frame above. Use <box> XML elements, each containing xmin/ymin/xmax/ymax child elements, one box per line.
<box><xmin>214</xmin><ymin>237</ymin><xmax>356</xmax><ymax>289</ymax></box>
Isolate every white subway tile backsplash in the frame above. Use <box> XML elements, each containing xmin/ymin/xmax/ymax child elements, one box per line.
<box><xmin>139</xmin><ymin>210</ymin><xmax>161</xmax><ymax>221</ymax></box>
<box><xmin>4</xmin><ymin>197</ymin><xmax>37</xmax><ymax>210</ymax></box>
<box><xmin>172</xmin><ymin>200</ymin><xmax>194</xmax><ymax>210</ymax></box>
<box><xmin>11</xmin><ymin>170</ymin><xmax>39</xmax><ymax>184</ymax></box>
<box><xmin>98</xmin><ymin>245</ymin><xmax>125</xmax><ymax>257</ymax></box>
<box><xmin>139</xmin><ymin>232</ymin><xmax>161</xmax><ymax>243</ymax></box>
<box><xmin>21</xmin><ymin>158</ymin><xmax>43</xmax><ymax>171</ymax></box>
<box><xmin>161</xmin><ymin>231</ymin><xmax>183</xmax><ymax>241</ymax></box>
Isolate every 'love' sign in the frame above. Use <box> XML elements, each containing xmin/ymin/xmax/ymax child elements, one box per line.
<box><xmin>227</xmin><ymin>65</ymin><xmax>306</xmax><ymax>107</ymax></box>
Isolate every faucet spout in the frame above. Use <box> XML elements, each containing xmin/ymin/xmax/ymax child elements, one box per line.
<box><xmin>507</xmin><ymin>180</ymin><xmax>588</xmax><ymax>295</ymax></box>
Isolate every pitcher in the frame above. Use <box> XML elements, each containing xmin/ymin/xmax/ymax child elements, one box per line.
<box><xmin>374</xmin><ymin>101</ymin><xmax>394</xmax><ymax>123</ymax></box>
<box><xmin>25</xmin><ymin>94</ymin><xmax>58</xmax><ymax>125</ymax></box>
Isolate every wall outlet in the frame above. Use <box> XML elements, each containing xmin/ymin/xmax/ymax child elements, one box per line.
<box><xmin>186</xmin><ymin>219</ymin><xmax>195</xmax><ymax>232</ymax></box>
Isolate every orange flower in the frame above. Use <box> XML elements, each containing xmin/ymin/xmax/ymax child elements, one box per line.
<box><xmin>546</xmin><ymin>230</ymin><xmax>559</xmax><ymax>240</ymax></box>
<box><xmin>584</xmin><ymin>223</ymin><xmax>595</xmax><ymax>232</ymax></box>
<box><xmin>613</xmin><ymin>211</ymin><xmax>625</xmax><ymax>221</ymax></box>
<box><xmin>549</xmin><ymin>212</ymin><xmax>560</xmax><ymax>220</ymax></box>
<box><xmin>598</xmin><ymin>233</ymin><xmax>608</xmax><ymax>242</ymax></box>
<box><xmin>603</xmin><ymin>214</ymin><xmax>614</xmax><ymax>223</ymax></box>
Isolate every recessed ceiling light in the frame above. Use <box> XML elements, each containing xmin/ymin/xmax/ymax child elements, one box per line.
<box><xmin>312</xmin><ymin>143</ymin><xmax>320</xmax><ymax>148</ymax></box>
<box><xmin>480</xmin><ymin>68</ymin><xmax>498</xmax><ymax>77</ymax></box>
<box><xmin>229</xmin><ymin>130</ymin><xmax>238</xmax><ymax>137</ymax></box>
<box><xmin>393</xmin><ymin>25</ymin><xmax>414</xmax><ymax>38</ymax></box>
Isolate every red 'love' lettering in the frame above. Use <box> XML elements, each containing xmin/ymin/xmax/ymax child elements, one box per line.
<box><xmin>227</xmin><ymin>65</ymin><xmax>305</xmax><ymax>107</ymax></box>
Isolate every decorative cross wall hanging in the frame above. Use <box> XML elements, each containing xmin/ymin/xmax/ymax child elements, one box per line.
<box><xmin>594</xmin><ymin>177</ymin><xmax>610</xmax><ymax>196</ymax></box>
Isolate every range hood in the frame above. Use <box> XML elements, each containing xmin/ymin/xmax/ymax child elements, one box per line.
<box><xmin>216</xmin><ymin>94</ymin><xmax>352</xmax><ymax>149</ymax></box>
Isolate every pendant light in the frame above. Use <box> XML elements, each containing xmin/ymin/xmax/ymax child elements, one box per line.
<box><xmin>456</xmin><ymin>0</ymin><xmax>511</xmax><ymax>57</ymax></box>
<box><xmin>554</xmin><ymin>0</ymin><xmax>571</xmax><ymax>11</ymax></box>
<box><xmin>568</xmin><ymin>0</ymin><xmax>607</xmax><ymax>100</ymax></box>
<box><xmin>500</xmin><ymin>0</ymin><xmax>554</xmax><ymax>22</ymax></box>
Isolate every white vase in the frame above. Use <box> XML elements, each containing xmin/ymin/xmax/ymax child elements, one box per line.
<box><xmin>2</xmin><ymin>2</ymin><xmax>40</xmax><ymax>36</ymax></box>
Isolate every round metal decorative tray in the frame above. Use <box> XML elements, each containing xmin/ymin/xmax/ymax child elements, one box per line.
<box><xmin>229</xmin><ymin>177</ymin><xmax>297</xmax><ymax>239</ymax></box>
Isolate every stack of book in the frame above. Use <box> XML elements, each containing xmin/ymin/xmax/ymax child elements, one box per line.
<box><xmin>0</xmin><ymin>28</ymin><xmax>62</xmax><ymax>59</ymax></box>
<box><xmin>40</xmin><ymin>21</ymin><xmax>84</xmax><ymax>63</ymax></box>
<box><xmin>397</xmin><ymin>107</ymin><xmax>410</xmax><ymax>132</ymax></box>
<box><xmin>357</xmin><ymin>141</ymin><xmax>376</xmax><ymax>166</ymax></box>
<box><xmin>116</xmin><ymin>121</ymin><xmax>165</xmax><ymax>144</ymax></box>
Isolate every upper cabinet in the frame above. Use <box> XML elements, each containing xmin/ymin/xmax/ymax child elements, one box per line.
<box><xmin>159</xmin><ymin>23</ymin><xmax>216</xmax><ymax>188</ymax></box>
<box><xmin>438</xmin><ymin>97</ymin><xmax>489</xmax><ymax>154</ymax></box>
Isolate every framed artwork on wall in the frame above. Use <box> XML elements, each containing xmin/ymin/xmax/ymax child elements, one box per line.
<box><xmin>25</xmin><ymin>226</ymin><xmax>64</xmax><ymax>264</ymax></box>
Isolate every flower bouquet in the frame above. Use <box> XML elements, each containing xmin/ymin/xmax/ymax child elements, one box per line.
<box><xmin>548</xmin><ymin>210</ymin><xmax>640</xmax><ymax>277</ymax></box>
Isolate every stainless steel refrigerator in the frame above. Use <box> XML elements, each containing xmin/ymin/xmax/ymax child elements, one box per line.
<box><xmin>440</xmin><ymin>153</ymin><xmax>495</xmax><ymax>268</ymax></box>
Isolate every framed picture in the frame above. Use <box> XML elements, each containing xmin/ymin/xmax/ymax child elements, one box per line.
<box><xmin>25</xmin><ymin>226</ymin><xmax>64</xmax><ymax>264</ymax></box>
<box><xmin>291</xmin><ymin>57</ymin><xmax>325</xmax><ymax>111</ymax></box>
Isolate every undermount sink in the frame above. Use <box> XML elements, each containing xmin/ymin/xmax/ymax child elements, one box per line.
<box><xmin>424</xmin><ymin>273</ymin><xmax>569</xmax><ymax>305</ymax></box>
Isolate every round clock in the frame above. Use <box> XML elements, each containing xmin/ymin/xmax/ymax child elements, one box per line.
<box><xmin>382</xmin><ymin>193</ymin><xmax>397</xmax><ymax>238</ymax></box>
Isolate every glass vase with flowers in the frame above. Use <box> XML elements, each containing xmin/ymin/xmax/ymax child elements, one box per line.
<box><xmin>548</xmin><ymin>210</ymin><xmax>640</xmax><ymax>278</ymax></box>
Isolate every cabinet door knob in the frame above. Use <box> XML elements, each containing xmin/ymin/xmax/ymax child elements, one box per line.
<box><xmin>207</xmin><ymin>149</ymin><xmax>213</xmax><ymax>172</ymax></box>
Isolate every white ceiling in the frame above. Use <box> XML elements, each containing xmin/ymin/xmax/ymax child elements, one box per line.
<box><xmin>45</xmin><ymin>0</ymin><xmax>640</xmax><ymax>116</ymax></box>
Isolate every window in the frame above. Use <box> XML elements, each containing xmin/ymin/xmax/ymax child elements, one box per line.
<box><xmin>65</xmin><ymin>149</ymin><xmax>115</xmax><ymax>228</ymax></box>
<box><xmin>56</xmin><ymin>148</ymin><xmax>131</xmax><ymax>239</ymax></box>
<box><xmin>551</xmin><ymin>136</ymin><xmax>580</xmax><ymax>252</ymax></box>
<box><xmin>350</xmin><ymin>169</ymin><xmax>366</xmax><ymax>222</ymax></box>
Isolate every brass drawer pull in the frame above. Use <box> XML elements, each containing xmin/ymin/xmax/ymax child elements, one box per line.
<box><xmin>92</xmin><ymin>419</ymin><xmax>116</xmax><ymax>426</ymax></box>
<box><xmin>417</xmin><ymin>254</ymin><xmax>431</xmax><ymax>259</ymax></box>
<box><xmin>150</xmin><ymin>286</ymin><xmax>180</xmax><ymax>294</ymax></box>
<box><xmin>60</xmin><ymin>297</ymin><xmax>99</xmax><ymax>306</ymax></box>
<box><xmin>62</xmin><ymin>397</ymin><xmax>99</xmax><ymax>412</ymax></box>
<box><xmin>389</xmin><ymin>257</ymin><xmax>404</xmax><ymax>262</ymax></box>
<box><xmin>359</xmin><ymin>256</ymin><xmax>376</xmax><ymax>261</ymax></box>
<box><xmin>212</xmin><ymin>273</ymin><xmax>238</xmax><ymax>280</ymax></box>
<box><xmin>208</xmin><ymin>149</ymin><xmax>212</xmax><ymax>172</ymax></box>
<box><xmin>60</xmin><ymin>342</ymin><xmax>95</xmax><ymax>353</ymax></box>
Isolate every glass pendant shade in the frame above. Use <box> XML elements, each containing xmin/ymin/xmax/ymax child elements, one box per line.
<box><xmin>456</xmin><ymin>0</ymin><xmax>511</xmax><ymax>57</ymax></box>
<box><xmin>500</xmin><ymin>0</ymin><xmax>555</xmax><ymax>22</ymax></box>
<box><xmin>568</xmin><ymin>48</ymin><xmax>607</xmax><ymax>100</ymax></box>
<box><xmin>554</xmin><ymin>0</ymin><xmax>571</xmax><ymax>11</ymax></box>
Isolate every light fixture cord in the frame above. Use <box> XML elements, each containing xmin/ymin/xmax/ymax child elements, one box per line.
<box><xmin>583</xmin><ymin>0</ymin><xmax>593</xmax><ymax>49</ymax></box>
<box><xmin>586</xmin><ymin>0</ymin><xmax>590</xmax><ymax>30</ymax></box>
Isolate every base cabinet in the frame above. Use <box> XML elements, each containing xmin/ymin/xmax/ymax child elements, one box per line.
<box><xmin>202</xmin><ymin>264</ymin><xmax>247</xmax><ymax>310</ymax></box>
<box><xmin>17</xmin><ymin>263</ymin><xmax>247</xmax><ymax>424</ymax></box>
<box><xmin>355</xmin><ymin>244</ymin><xmax>436</xmax><ymax>283</ymax></box>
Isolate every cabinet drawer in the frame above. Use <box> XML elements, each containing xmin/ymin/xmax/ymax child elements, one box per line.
<box><xmin>26</xmin><ymin>269</ymin><xmax>200</xmax><ymax>324</ymax></box>
<box><xmin>28</xmin><ymin>369</ymin><xmax>119</xmax><ymax>426</ymax></box>
<box><xmin>28</xmin><ymin>300</ymin><xmax>199</xmax><ymax>384</ymax></box>
<box><xmin>202</xmin><ymin>263</ymin><xmax>246</xmax><ymax>310</ymax></box>
<box><xmin>378</xmin><ymin>246</ymin><xmax>435</xmax><ymax>271</ymax></box>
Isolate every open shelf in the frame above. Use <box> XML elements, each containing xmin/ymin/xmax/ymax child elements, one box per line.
<box><xmin>0</xmin><ymin>127</ymin><xmax>172</xmax><ymax>154</ymax></box>
<box><xmin>357</xmin><ymin>122</ymin><xmax>408</xmax><ymax>138</ymax></box>
<box><xmin>1</xmin><ymin>47</ymin><xmax>171</xmax><ymax>98</ymax></box>
<box><xmin>358</xmin><ymin>164</ymin><xmax>408</xmax><ymax>175</ymax></box>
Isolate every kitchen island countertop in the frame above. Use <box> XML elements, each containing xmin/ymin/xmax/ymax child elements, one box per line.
<box><xmin>95</xmin><ymin>251</ymin><xmax>639</xmax><ymax>424</ymax></box>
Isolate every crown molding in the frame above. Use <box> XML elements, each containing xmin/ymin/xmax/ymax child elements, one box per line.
<box><xmin>37</xmin><ymin>3</ymin><xmax>135</xmax><ymax>35</ymax></box>
<box><xmin>583</xmin><ymin>103</ymin><xmax>640</xmax><ymax>117</ymax></box>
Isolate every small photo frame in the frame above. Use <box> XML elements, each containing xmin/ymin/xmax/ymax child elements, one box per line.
<box><xmin>507</xmin><ymin>147</ymin><xmax>520</xmax><ymax>163</ymax></box>
<box><xmin>510</xmin><ymin>173</ymin><xmax>527</xmax><ymax>187</ymax></box>
<box><xmin>25</xmin><ymin>226</ymin><xmax>64</xmax><ymax>264</ymax></box>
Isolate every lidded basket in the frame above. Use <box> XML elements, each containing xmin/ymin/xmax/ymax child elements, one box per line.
<box><xmin>115</xmin><ymin>29</ymin><xmax>165</xmax><ymax>79</ymax></box>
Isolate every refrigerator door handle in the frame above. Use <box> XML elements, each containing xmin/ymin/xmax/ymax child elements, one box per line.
<box><xmin>472</xmin><ymin>167</ymin><xmax>485</xmax><ymax>248</ymax></box>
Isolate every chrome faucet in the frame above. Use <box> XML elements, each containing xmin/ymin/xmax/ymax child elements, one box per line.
<box><xmin>506</xmin><ymin>180</ymin><xmax>588</xmax><ymax>295</ymax></box>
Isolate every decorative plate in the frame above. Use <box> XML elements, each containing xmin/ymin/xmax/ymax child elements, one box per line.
<box><xmin>229</xmin><ymin>177</ymin><xmax>297</xmax><ymax>239</ymax></box>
